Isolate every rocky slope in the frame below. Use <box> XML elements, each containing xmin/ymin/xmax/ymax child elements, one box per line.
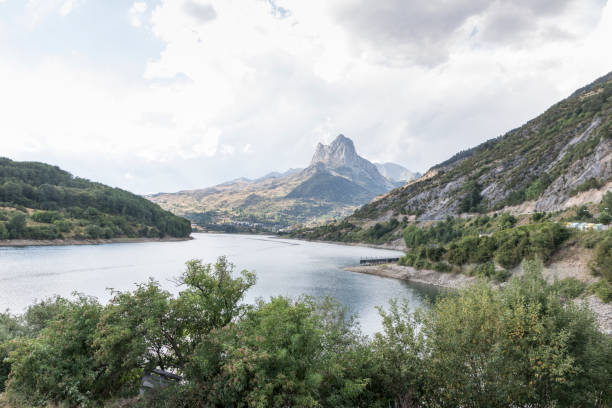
<box><xmin>351</xmin><ymin>71</ymin><xmax>612</xmax><ymax>223</ymax></box>
<box><xmin>148</xmin><ymin>135</ymin><xmax>414</xmax><ymax>229</ymax></box>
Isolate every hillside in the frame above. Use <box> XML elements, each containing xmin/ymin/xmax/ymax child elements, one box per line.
<box><xmin>148</xmin><ymin>135</ymin><xmax>415</xmax><ymax>230</ymax></box>
<box><xmin>0</xmin><ymin>158</ymin><xmax>191</xmax><ymax>241</ymax></box>
<box><xmin>347</xmin><ymin>71</ymin><xmax>612</xmax><ymax>224</ymax></box>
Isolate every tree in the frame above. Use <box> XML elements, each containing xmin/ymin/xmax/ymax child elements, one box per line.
<box><xmin>459</xmin><ymin>179</ymin><xmax>483</xmax><ymax>213</ymax></box>
<box><xmin>7</xmin><ymin>213</ymin><xmax>26</xmax><ymax>239</ymax></box>
<box><xmin>95</xmin><ymin>257</ymin><xmax>256</xmax><ymax>380</ymax></box>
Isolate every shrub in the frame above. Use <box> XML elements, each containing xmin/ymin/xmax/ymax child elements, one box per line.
<box><xmin>53</xmin><ymin>219</ymin><xmax>72</xmax><ymax>233</ymax></box>
<box><xmin>528</xmin><ymin>223</ymin><xmax>569</xmax><ymax>261</ymax></box>
<box><xmin>497</xmin><ymin>213</ymin><xmax>517</xmax><ymax>230</ymax></box>
<box><xmin>592</xmin><ymin>233</ymin><xmax>612</xmax><ymax>281</ymax></box>
<box><xmin>31</xmin><ymin>211</ymin><xmax>62</xmax><ymax>224</ymax></box>
<box><xmin>422</xmin><ymin>262</ymin><xmax>612</xmax><ymax>407</ymax></box>
<box><xmin>494</xmin><ymin>229</ymin><xmax>530</xmax><ymax>269</ymax></box>
<box><xmin>589</xmin><ymin>280</ymin><xmax>612</xmax><ymax>303</ymax></box>
<box><xmin>551</xmin><ymin>278</ymin><xmax>587</xmax><ymax>299</ymax></box>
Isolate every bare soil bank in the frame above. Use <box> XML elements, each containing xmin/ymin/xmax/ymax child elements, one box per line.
<box><xmin>0</xmin><ymin>236</ymin><xmax>192</xmax><ymax>247</ymax></box>
<box><xmin>344</xmin><ymin>264</ymin><xmax>475</xmax><ymax>290</ymax></box>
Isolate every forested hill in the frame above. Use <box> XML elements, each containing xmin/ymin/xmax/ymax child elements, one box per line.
<box><xmin>0</xmin><ymin>158</ymin><xmax>191</xmax><ymax>240</ymax></box>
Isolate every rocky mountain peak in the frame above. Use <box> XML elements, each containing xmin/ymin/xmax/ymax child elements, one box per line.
<box><xmin>310</xmin><ymin>134</ymin><xmax>358</xmax><ymax>167</ymax></box>
<box><xmin>307</xmin><ymin>134</ymin><xmax>395</xmax><ymax>193</ymax></box>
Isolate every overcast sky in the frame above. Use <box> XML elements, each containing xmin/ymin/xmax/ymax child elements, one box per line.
<box><xmin>1</xmin><ymin>0</ymin><xmax>611</xmax><ymax>194</ymax></box>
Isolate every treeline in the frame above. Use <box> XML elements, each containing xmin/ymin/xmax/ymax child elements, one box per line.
<box><xmin>0</xmin><ymin>158</ymin><xmax>191</xmax><ymax>239</ymax></box>
<box><xmin>400</xmin><ymin>214</ymin><xmax>569</xmax><ymax>272</ymax></box>
<box><xmin>1</xmin><ymin>258</ymin><xmax>610</xmax><ymax>407</ymax></box>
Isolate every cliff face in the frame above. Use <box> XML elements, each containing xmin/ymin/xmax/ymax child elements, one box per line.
<box><xmin>352</xmin><ymin>71</ymin><xmax>612</xmax><ymax>222</ymax></box>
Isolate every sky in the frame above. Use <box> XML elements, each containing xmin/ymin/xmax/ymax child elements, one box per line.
<box><xmin>1</xmin><ymin>0</ymin><xmax>611</xmax><ymax>194</ymax></box>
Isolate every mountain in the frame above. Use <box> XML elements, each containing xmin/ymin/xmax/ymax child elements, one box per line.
<box><xmin>0</xmin><ymin>158</ymin><xmax>191</xmax><ymax>241</ymax></box>
<box><xmin>309</xmin><ymin>134</ymin><xmax>395</xmax><ymax>193</ymax></box>
<box><xmin>374</xmin><ymin>162</ymin><xmax>420</xmax><ymax>184</ymax></box>
<box><xmin>329</xmin><ymin>71</ymin><xmax>612</xmax><ymax>226</ymax></box>
<box><xmin>147</xmin><ymin>135</ymin><xmax>397</xmax><ymax>229</ymax></box>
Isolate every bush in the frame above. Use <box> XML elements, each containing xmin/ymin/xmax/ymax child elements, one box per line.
<box><xmin>592</xmin><ymin>233</ymin><xmax>612</xmax><ymax>281</ymax></box>
<box><xmin>422</xmin><ymin>261</ymin><xmax>612</xmax><ymax>407</ymax></box>
<box><xmin>528</xmin><ymin>223</ymin><xmax>569</xmax><ymax>261</ymax></box>
<box><xmin>494</xmin><ymin>229</ymin><xmax>530</xmax><ymax>269</ymax></box>
<box><xmin>589</xmin><ymin>280</ymin><xmax>612</xmax><ymax>303</ymax></box>
<box><xmin>497</xmin><ymin>213</ymin><xmax>517</xmax><ymax>230</ymax></box>
<box><xmin>5</xmin><ymin>295</ymin><xmax>122</xmax><ymax>407</ymax></box>
<box><xmin>53</xmin><ymin>219</ymin><xmax>72</xmax><ymax>233</ymax></box>
<box><xmin>31</xmin><ymin>210</ymin><xmax>62</xmax><ymax>224</ymax></box>
<box><xmin>25</xmin><ymin>225</ymin><xmax>61</xmax><ymax>240</ymax></box>
<box><xmin>551</xmin><ymin>278</ymin><xmax>587</xmax><ymax>299</ymax></box>
<box><xmin>468</xmin><ymin>262</ymin><xmax>495</xmax><ymax>278</ymax></box>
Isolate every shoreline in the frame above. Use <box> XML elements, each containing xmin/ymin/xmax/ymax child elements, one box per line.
<box><xmin>0</xmin><ymin>236</ymin><xmax>193</xmax><ymax>247</ymax></box>
<box><xmin>344</xmin><ymin>263</ymin><xmax>475</xmax><ymax>290</ymax></box>
<box><xmin>344</xmin><ymin>264</ymin><xmax>612</xmax><ymax>335</ymax></box>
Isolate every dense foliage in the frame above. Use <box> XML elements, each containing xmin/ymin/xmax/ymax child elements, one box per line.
<box><xmin>0</xmin><ymin>258</ymin><xmax>610</xmax><ymax>407</ymax></box>
<box><xmin>0</xmin><ymin>158</ymin><xmax>191</xmax><ymax>239</ymax></box>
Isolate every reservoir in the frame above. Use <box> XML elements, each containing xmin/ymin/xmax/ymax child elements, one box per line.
<box><xmin>0</xmin><ymin>233</ymin><xmax>436</xmax><ymax>334</ymax></box>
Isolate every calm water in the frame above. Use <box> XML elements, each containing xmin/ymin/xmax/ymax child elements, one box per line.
<box><xmin>0</xmin><ymin>233</ymin><xmax>436</xmax><ymax>334</ymax></box>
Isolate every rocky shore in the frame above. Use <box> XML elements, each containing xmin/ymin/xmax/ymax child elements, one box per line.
<box><xmin>344</xmin><ymin>263</ymin><xmax>475</xmax><ymax>290</ymax></box>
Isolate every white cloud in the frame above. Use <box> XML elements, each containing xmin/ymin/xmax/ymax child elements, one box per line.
<box><xmin>60</xmin><ymin>0</ymin><xmax>76</xmax><ymax>16</ymax></box>
<box><xmin>130</xmin><ymin>1</ymin><xmax>148</xmax><ymax>28</ymax></box>
<box><xmin>1</xmin><ymin>0</ymin><xmax>611</xmax><ymax>193</ymax></box>
<box><xmin>25</xmin><ymin>0</ymin><xmax>83</xmax><ymax>24</ymax></box>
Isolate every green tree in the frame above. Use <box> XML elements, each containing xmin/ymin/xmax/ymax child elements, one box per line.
<box><xmin>95</xmin><ymin>257</ymin><xmax>256</xmax><ymax>379</ymax></box>
<box><xmin>459</xmin><ymin>179</ymin><xmax>483</xmax><ymax>213</ymax></box>
<box><xmin>7</xmin><ymin>213</ymin><xmax>26</xmax><ymax>239</ymax></box>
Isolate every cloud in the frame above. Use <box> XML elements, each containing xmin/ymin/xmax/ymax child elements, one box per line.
<box><xmin>182</xmin><ymin>1</ymin><xmax>216</xmax><ymax>24</ymax></box>
<box><xmin>331</xmin><ymin>0</ymin><xmax>603</xmax><ymax>66</ymax></box>
<box><xmin>130</xmin><ymin>1</ymin><xmax>147</xmax><ymax>27</ymax></box>
<box><xmin>24</xmin><ymin>0</ymin><xmax>84</xmax><ymax>24</ymax></box>
<box><xmin>0</xmin><ymin>0</ymin><xmax>611</xmax><ymax>194</ymax></box>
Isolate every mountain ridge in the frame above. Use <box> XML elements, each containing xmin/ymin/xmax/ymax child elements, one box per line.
<box><xmin>309</xmin><ymin>70</ymin><xmax>612</xmax><ymax>231</ymax></box>
<box><xmin>147</xmin><ymin>135</ymin><xmax>415</xmax><ymax>229</ymax></box>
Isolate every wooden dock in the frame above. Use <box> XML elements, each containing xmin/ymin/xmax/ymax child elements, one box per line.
<box><xmin>360</xmin><ymin>257</ymin><xmax>400</xmax><ymax>265</ymax></box>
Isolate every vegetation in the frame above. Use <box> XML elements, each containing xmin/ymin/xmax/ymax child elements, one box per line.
<box><xmin>397</xmin><ymin>215</ymin><xmax>569</xmax><ymax>275</ymax></box>
<box><xmin>0</xmin><ymin>258</ymin><xmax>610</xmax><ymax>407</ymax></box>
<box><xmin>0</xmin><ymin>158</ymin><xmax>191</xmax><ymax>240</ymax></box>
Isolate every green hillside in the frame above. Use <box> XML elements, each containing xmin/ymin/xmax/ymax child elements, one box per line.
<box><xmin>0</xmin><ymin>158</ymin><xmax>191</xmax><ymax>240</ymax></box>
<box><xmin>353</xmin><ymin>71</ymin><xmax>612</xmax><ymax>221</ymax></box>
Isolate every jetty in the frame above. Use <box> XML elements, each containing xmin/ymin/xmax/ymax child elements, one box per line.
<box><xmin>360</xmin><ymin>257</ymin><xmax>400</xmax><ymax>266</ymax></box>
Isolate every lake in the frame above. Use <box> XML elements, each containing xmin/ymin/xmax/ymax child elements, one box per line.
<box><xmin>0</xmin><ymin>233</ymin><xmax>437</xmax><ymax>335</ymax></box>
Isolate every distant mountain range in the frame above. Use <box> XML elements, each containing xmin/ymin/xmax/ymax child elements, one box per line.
<box><xmin>147</xmin><ymin>135</ymin><xmax>418</xmax><ymax>229</ymax></box>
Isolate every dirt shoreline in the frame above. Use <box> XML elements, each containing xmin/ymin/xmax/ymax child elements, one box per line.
<box><xmin>0</xmin><ymin>236</ymin><xmax>192</xmax><ymax>247</ymax></box>
<box><xmin>344</xmin><ymin>263</ymin><xmax>475</xmax><ymax>290</ymax></box>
